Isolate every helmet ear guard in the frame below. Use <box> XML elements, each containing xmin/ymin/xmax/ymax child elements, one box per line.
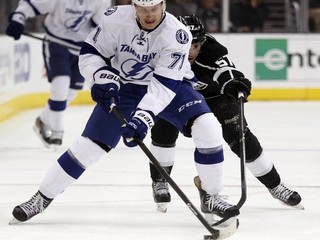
<box><xmin>177</xmin><ymin>14</ymin><xmax>206</xmax><ymax>44</ymax></box>
<box><xmin>132</xmin><ymin>0</ymin><xmax>164</xmax><ymax>7</ymax></box>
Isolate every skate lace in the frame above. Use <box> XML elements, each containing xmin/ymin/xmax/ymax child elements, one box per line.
<box><xmin>205</xmin><ymin>194</ymin><xmax>232</xmax><ymax>212</ymax></box>
<box><xmin>153</xmin><ymin>181</ymin><xmax>169</xmax><ymax>195</ymax></box>
<box><xmin>20</xmin><ymin>193</ymin><xmax>49</xmax><ymax>218</ymax></box>
<box><xmin>271</xmin><ymin>184</ymin><xmax>293</xmax><ymax>201</ymax></box>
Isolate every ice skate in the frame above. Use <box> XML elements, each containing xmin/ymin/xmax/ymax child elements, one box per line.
<box><xmin>194</xmin><ymin>176</ymin><xmax>239</xmax><ymax>220</ymax></box>
<box><xmin>33</xmin><ymin>117</ymin><xmax>52</xmax><ymax>148</ymax></box>
<box><xmin>50</xmin><ymin>131</ymin><xmax>63</xmax><ymax>146</ymax></box>
<box><xmin>152</xmin><ymin>180</ymin><xmax>171</xmax><ymax>212</ymax></box>
<box><xmin>269</xmin><ymin>183</ymin><xmax>304</xmax><ymax>209</ymax></box>
<box><xmin>9</xmin><ymin>191</ymin><xmax>53</xmax><ymax>224</ymax></box>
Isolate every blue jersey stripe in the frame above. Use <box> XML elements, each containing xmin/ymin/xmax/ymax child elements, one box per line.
<box><xmin>25</xmin><ymin>0</ymin><xmax>41</xmax><ymax>15</ymax></box>
<box><xmin>80</xmin><ymin>42</ymin><xmax>111</xmax><ymax>65</ymax></box>
<box><xmin>154</xmin><ymin>73</ymin><xmax>181</xmax><ymax>93</ymax></box>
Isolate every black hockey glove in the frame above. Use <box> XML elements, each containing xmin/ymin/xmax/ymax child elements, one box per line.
<box><xmin>91</xmin><ymin>67</ymin><xmax>120</xmax><ymax>111</ymax></box>
<box><xmin>120</xmin><ymin>110</ymin><xmax>156</xmax><ymax>147</ymax></box>
<box><xmin>220</xmin><ymin>77</ymin><xmax>251</xmax><ymax>101</ymax></box>
<box><xmin>6</xmin><ymin>13</ymin><xmax>25</xmax><ymax>40</ymax></box>
<box><xmin>91</xmin><ymin>83</ymin><xmax>119</xmax><ymax>111</ymax></box>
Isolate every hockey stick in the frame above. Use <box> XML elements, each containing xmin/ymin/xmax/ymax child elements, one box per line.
<box><xmin>110</xmin><ymin>101</ymin><xmax>238</xmax><ymax>240</ymax></box>
<box><xmin>236</xmin><ymin>92</ymin><xmax>247</xmax><ymax>209</ymax></box>
<box><xmin>22</xmin><ymin>32</ymin><xmax>81</xmax><ymax>51</ymax></box>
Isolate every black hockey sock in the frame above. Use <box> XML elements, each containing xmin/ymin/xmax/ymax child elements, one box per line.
<box><xmin>256</xmin><ymin>166</ymin><xmax>281</xmax><ymax>189</ymax></box>
<box><xmin>149</xmin><ymin>163</ymin><xmax>173</xmax><ymax>182</ymax></box>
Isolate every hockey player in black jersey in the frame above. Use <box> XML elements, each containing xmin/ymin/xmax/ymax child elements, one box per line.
<box><xmin>150</xmin><ymin>14</ymin><xmax>303</xmax><ymax>214</ymax></box>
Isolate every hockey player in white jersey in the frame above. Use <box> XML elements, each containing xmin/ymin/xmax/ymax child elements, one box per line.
<box><xmin>10</xmin><ymin>0</ymin><xmax>240</xmax><ymax>229</ymax></box>
<box><xmin>6</xmin><ymin>0</ymin><xmax>111</xmax><ymax>148</ymax></box>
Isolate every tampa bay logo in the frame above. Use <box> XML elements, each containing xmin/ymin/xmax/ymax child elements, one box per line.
<box><xmin>64</xmin><ymin>10</ymin><xmax>91</xmax><ymax>32</ymax></box>
<box><xmin>121</xmin><ymin>59</ymin><xmax>154</xmax><ymax>80</ymax></box>
<box><xmin>255</xmin><ymin>39</ymin><xmax>287</xmax><ymax>80</ymax></box>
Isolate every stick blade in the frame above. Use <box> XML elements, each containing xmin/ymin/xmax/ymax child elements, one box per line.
<box><xmin>204</xmin><ymin>217</ymin><xmax>239</xmax><ymax>240</ymax></box>
<box><xmin>156</xmin><ymin>203</ymin><xmax>168</xmax><ymax>213</ymax></box>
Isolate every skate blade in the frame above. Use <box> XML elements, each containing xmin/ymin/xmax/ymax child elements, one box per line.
<box><xmin>278</xmin><ymin>200</ymin><xmax>305</xmax><ymax>210</ymax></box>
<box><xmin>32</xmin><ymin>126</ymin><xmax>59</xmax><ymax>150</ymax></box>
<box><xmin>156</xmin><ymin>203</ymin><xmax>168</xmax><ymax>213</ymax></box>
<box><xmin>33</xmin><ymin>126</ymin><xmax>51</xmax><ymax>149</ymax></box>
<box><xmin>293</xmin><ymin>203</ymin><xmax>305</xmax><ymax>210</ymax></box>
<box><xmin>204</xmin><ymin>217</ymin><xmax>239</xmax><ymax>240</ymax></box>
<box><xmin>204</xmin><ymin>213</ymin><xmax>215</xmax><ymax>225</ymax></box>
<box><xmin>8</xmin><ymin>217</ymin><xmax>22</xmax><ymax>225</ymax></box>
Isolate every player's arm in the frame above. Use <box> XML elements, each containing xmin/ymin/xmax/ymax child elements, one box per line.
<box><xmin>79</xmin><ymin>15</ymin><xmax>120</xmax><ymax>112</ymax></box>
<box><xmin>209</xmin><ymin>37</ymin><xmax>251</xmax><ymax>99</ymax></box>
<box><xmin>79</xmin><ymin>10</ymin><xmax>118</xmax><ymax>87</ymax></box>
<box><xmin>6</xmin><ymin>0</ymin><xmax>54</xmax><ymax>40</ymax></box>
<box><xmin>214</xmin><ymin>55</ymin><xmax>251</xmax><ymax>100</ymax></box>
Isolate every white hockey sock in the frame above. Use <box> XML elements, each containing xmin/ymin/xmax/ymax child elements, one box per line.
<box><xmin>191</xmin><ymin>113</ymin><xmax>224</xmax><ymax>195</ymax></box>
<box><xmin>39</xmin><ymin>161</ymin><xmax>76</xmax><ymax>199</ymax></box>
<box><xmin>48</xmin><ymin>76</ymin><xmax>70</xmax><ymax>132</ymax></box>
<box><xmin>246</xmin><ymin>150</ymin><xmax>273</xmax><ymax>177</ymax></box>
<box><xmin>39</xmin><ymin>104</ymin><xmax>51</xmax><ymax>126</ymax></box>
<box><xmin>50</xmin><ymin>110</ymin><xmax>65</xmax><ymax>132</ymax></box>
<box><xmin>149</xmin><ymin>143</ymin><xmax>175</xmax><ymax>167</ymax></box>
<box><xmin>196</xmin><ymin>162</ymin><xmax>223</xmax><ymax>195</ymax></box>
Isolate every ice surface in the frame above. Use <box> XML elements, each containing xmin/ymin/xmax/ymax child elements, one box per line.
<box><xmin>1</xmin><ymin>101</ymin><xmax>319</xmax><ymax>240</ymax></box>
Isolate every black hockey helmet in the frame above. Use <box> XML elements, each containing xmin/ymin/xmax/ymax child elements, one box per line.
<box><xmin>177</xmin><ymin>14</ymin><xmax>206</xmax><ymax>44</ymax></box>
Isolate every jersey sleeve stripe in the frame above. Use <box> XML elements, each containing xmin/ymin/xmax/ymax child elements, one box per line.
<box><xmin>154</xmin><ymin>73</ymin><xmax>182</xmax><ymax>94</ymax></box>
<box><xmin>80</xmin><ymin>42</ymin><xmax>111</xmax><ymax>65</ymax></box>
<box><xmin>25</xmin><ymin>0</ymin><xmax>41</xmax><ymax>15</ymax></box>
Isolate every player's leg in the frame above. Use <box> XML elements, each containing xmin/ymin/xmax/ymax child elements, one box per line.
<box><xmin>35</xmin><ymin>42</ymin><xmax>73</xmax><ymax>148</ymax></box>
<box><xmin>149</xmin><ymin>118</ymin><xmax>179</xmax><ymax>211</ymax></box>
<box><xmin>11</xmin><ymin>136</ymin><xmax>107</xmax><ymax>223</ymax></box>
<box><xmin>160</xmin><ymin>82</ymin><xmax>239</xmax><ymax>218</ymax></box>
<box><xmin>46</xmin><ymin>55</ymin><xmax>85</xmax><ymax>146</ymax></box>
<box><xmin>47</xmin><ymin>75</ymin><xmax>70</xmax><ymax>144</ymax></box>
<box><xmin>11</xmin><ymin>104</ymin><xmax>122</xmax><ymax>223</ymax></box>
<box><xmin>50</xmin><ymin>54</ymin><xmax>84</xmax><ymax>145</ymax></box>
<box><xmin>188</xmin><ymin>112</ymin><xmax>239</xmax><ymax>218</ymax></box>
<box><xmin>11</xmin><ymin>81</ymin><xmax>149</xmax><ymax>223</ymax></box>
<box><xmin>207</xmin><ymin>96</ymin><xmax>302</xmax><ymax>207</ymax></box>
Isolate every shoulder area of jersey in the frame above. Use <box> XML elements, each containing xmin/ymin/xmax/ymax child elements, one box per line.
<box><xmin>163</xmin><ymin>14</ymin><xmax>192</xmax><ymax>45</ymax></box>
<box><xmin>103</xmin><ymin>4</ymin><xmax>133</xmax><ymax>17</ymax></box>
<box><xmin>87</xmin><ymin>0</ymin><xmax>112</xmax><ymax>4</ymax></box>
<box><xmin>204</xmin><ymin>33</ymin><xmax>217</xmax><ymax>43</ymax></box>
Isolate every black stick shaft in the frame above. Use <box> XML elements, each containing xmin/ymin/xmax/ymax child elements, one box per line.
<box><xmin>237</xmin><ymin>92</ymin><xmax>247</xmax><ymax>208</ymax></box>
<box><xmin>22</xmin><ymin>32</ymin><xmax>81</xmax><ymax>51</ymax></box>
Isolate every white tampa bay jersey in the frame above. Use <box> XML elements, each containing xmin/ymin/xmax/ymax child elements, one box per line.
<box><xmin>79</xmin><ymin>5</ymin><xmax>195</xmax><ymax>115</ymax></box>
<box><xmin>14</xmin><ymin>0</ymin><xmax>112</xmax><ymax>48</ymax></box>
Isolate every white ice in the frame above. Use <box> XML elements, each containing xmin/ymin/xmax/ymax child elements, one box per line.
<box><xmin>0</xmin><ymin>101</ymin><xmax>320</xmax><ymax>240</ymax></box>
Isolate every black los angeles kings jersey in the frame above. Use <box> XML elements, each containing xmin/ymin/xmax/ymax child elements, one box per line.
<box><xmin>192</xmin><ymin>34</ymin><xmax>245</xmax><ymax>99</ymax></box>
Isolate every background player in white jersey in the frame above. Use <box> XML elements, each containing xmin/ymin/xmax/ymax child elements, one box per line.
<box><xmin>148</xmin><ymin>14</ymin><xmax>303</xmax><ymax>211</ymax></box>
<box><xmin>10</xmin><ymin>0</ymin><xmax>240</xmax><ymax>225</ymax></box>
<box><xmin>6</xmin><ymin>0</ymin><xmax>111</xmax><ymax>148</ymax></box>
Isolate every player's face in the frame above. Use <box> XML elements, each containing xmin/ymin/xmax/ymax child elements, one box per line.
<box><xmin>135</xmin><ymin>3</ymin><xmax>164</xmax><ymax>30</ymax></box>
<box><xmin>188</xmin><ymin>42</ymin><xmax>202</xmax><ymax>64</ymax></box>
